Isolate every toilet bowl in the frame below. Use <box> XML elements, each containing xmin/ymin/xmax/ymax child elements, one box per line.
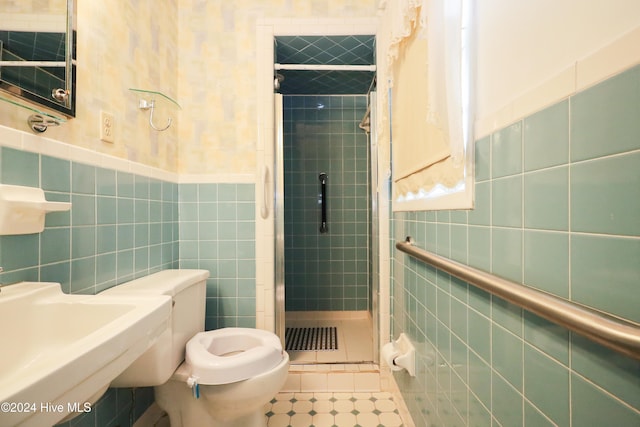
<box><xmin>100</xmin><ymin>270</ymin><xmax>289</xmax><ymax>427</ymax></box>
<box><xmin>187</xmin><ymin>328</ymin><xmax>284</xmax><ymax>384</ymax></box>
<box><xmin>156</xmin><ymin>329</ymin><xmax>290</xmax><ymax>427</ymax></box>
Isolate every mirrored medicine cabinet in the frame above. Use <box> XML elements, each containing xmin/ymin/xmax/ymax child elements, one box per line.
<box><xmin>0</xmin><ymin>0</ymin><xmax>76</xmax><ymax>117</ymax></box>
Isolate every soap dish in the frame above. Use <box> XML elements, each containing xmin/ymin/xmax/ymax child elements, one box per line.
<box><xmin>0</xmin><ymin>184</ymin><xmax>71</xmax><ymax>235</ymax></box>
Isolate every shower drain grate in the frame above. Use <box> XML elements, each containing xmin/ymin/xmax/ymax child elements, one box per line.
<box><xmin>285</xmin><ymin>327</ymin><xmax>338</xmax><ymax>351</ymax></box>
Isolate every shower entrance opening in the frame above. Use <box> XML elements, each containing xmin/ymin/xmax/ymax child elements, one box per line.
<box><xmin>273</xmin><ymin>34</ymin><xmax>378</xmax><ymax>365</ymax></box>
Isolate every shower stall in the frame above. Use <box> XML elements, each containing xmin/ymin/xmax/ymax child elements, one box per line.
<box><xmin>273</xmin><ymin>35</ymin><xmax>378</xmax><ymax>364</ymax></box>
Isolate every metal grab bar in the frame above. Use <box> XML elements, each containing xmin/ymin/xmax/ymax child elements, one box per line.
<box><xmin>319</xmin><ymin>173</ymin><xmax>328</xmax><ymax>233</ymax></box>
<box><xmin>396</xmin><ymin>237</ymin><xmax>640</xmax><ymax>361</ymax></box>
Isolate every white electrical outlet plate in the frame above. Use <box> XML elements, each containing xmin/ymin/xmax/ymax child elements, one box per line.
<box><xmin>100</xmin><ymin>111</ymin><xmax>115</xmax><ymax>143</ymax></box>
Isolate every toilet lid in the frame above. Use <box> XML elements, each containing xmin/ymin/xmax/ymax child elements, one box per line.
<box><xmin>186</xmin><ymin>328</ymin><xmax>284</xmax><ymax>385</ymax></box>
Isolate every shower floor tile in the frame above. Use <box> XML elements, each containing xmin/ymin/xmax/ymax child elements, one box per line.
<box><xmin>264</xmin><ymin>392</ymin><xmax>408</xmax><ymax>427</ymax></box>
<box><xmin>285</xmin><ymin>311</ymin><xmax>374</xmax><ymax>364</ymax></box>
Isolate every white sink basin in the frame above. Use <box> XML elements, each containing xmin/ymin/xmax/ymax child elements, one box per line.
<box><xmin>0</xmin><ymin>282</ymin><xmax>171</xmax><ymax>427</ymax></box>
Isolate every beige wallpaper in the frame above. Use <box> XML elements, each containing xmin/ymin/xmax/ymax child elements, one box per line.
<box><xmin>176</xmin><ymin>0</ymin><xmax>378</xmax><ymax>174</ymax></box>
<box><xmin>0</xmin><ymin>0</ymin><xmax>180</xmax><ymax>172</ymax></box>
<box><xmin>0</xmin><ymin>0</ymin><xmax>66</xmax><ymax>14</ymax></box>
<box><xmin>0</xmin><ymin>0</ymin><xmax>378</xmax><ymax>174</ymax></box>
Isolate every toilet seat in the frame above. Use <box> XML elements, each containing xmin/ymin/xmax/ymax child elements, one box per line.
<box><xmin>186</xmin><ymin>327</ymin><xmax>284</xmax><ymax>385</ymax></box>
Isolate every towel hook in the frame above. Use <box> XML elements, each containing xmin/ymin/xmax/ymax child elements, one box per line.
<box><xmin>139</xmin><ymin>99</ymin><xmax>172</xmax><ymax>131</ymax></box>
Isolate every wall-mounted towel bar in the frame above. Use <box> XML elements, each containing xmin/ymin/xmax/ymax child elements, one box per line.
<box><xmin>396</xmin><ymin>237</ymin><xmax>640</xmax><ymax>361</ymax></box>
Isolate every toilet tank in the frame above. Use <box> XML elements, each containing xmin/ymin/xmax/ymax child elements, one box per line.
<box><xmin>101</xmin><ymin>269</ymin><xmax>209</xmax><ymax>387</ymax></box>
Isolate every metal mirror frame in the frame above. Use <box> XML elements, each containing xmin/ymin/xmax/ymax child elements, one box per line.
<box><xmin>0</xmin><ymin>0</ymin><xmax>76</xmax><ymax>117</ymax></box>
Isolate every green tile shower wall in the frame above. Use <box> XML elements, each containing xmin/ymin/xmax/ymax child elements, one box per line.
<box><xmin>392</xmin><ymin>65</ymin><xmax>640</xmax><ymax>427</ymax></box>
<box><xmin>178</xmin><ymin>183</ymin><xmax>256</xmax><ymax>330</ymax></box>
<box><xmin>283</xmin><ymin>95</ymin><xmax>370</xmax><ymax>311</ymax></box>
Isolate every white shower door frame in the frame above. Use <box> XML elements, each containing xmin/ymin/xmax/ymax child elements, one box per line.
<box><xmin>255</xmin><ymin>18</ymin><xmax>386</xmax><ymax>363</ymax></box>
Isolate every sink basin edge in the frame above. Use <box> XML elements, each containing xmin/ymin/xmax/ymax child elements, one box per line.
<box><xmin>0</xmin><ymin>284</ymin><xmax>172</xmax><ymax>426</ymax></box>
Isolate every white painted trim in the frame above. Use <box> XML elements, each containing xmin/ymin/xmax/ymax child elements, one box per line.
<box><xmin>179</xmin><ymin>173</ymin><xmax>255</xmax><ymax>184</ymax></box>
<box><xmin>275</xmin><ymin>63</ymin><xmax>376</xmax><ymax>72</ymax></box>
<box><xmin>0</xmin><ymin>125</ymin><xmax>180</xmax><ymax>182</ymax></box>
<box><xmin>256</xmin><ymin>16</ymin><xmax>387</xmax><ymax>349</ymax></box>
<box><xmin>0</xmin><ymin>125</ymin><xmax>256</xmax><ymax>185</ymax></box>
<box><xmin>0</xmin><ymin>61</ymin><xmax>66</xmax><ymax>67</ymax></box>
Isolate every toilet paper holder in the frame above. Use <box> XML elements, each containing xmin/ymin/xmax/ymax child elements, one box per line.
<box><xmin>382</xmin><ymin>333</ymin><xmax>416</xmax><ymax>377</ymax></box>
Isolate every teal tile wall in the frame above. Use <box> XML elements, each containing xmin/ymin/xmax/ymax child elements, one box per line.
<box><xmin>0</xmin><ymin>149</ymin><xmax>180</xmax><ymax>292</ymax></box>
<box><xmin>0</xmin><ymin>144</ymin><xmax>257</xmax><ymax>426</ymax></box>
<box><xmin>283</xmin><ymin>95</ymin><xmax>370</xmax><ymax>311</ymax></box>
<box><xmin>392</xmin><ymin>65</ymin><xmax>640</xmax><ymax>426</ymax></box>
<box><xmin>178</xmin><ymin>183</ymin><xmax>256</xmax><ymax>330</ymax></box>
<box><xmin>0</xmin><ymin>147</ymin><xmax>180</xmax><ymax>427</ymax></box>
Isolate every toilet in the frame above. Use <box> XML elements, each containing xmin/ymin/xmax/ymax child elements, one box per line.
<box><xmin>101</xmin><ymin>269</ymin><xmax>289</xmax><ymax>427</ymax></box>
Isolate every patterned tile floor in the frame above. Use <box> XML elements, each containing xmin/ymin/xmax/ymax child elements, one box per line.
<box><xmin>264</xmin><ymin>392</ymin><xmax>406</xmax><ymax>427</ymax></box>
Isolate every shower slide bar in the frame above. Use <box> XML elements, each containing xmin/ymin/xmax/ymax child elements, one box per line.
<box><xmin>274</xmin><ymin>63</ymin><xmax>376</xmax><ymax>72</ymax></box>
<box><xmin>319</xmin><ymin>173</ymin><xmax>328</xmax><ymax>233</ymax></box>
<box><xmin>396</xmin><ymin>237</ymin><xmax>640</xmax><ymax>361</ymax></box>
